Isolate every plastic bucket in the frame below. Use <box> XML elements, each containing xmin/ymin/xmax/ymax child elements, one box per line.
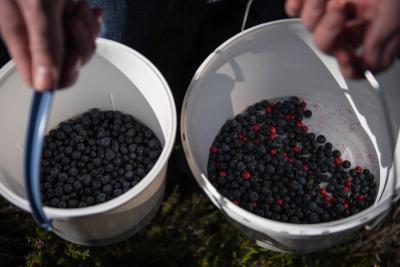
<box><xmin>0</xmin><ymin>38</ymin><xmax>177</xmax><ymax>245</ymax></box>
<box><xmin>181</xmin><ymin>19</ymin><xmax>400</xmax><ymax>253</ymax></box>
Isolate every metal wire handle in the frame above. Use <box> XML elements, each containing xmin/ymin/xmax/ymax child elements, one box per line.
<box><xmin>241</xmin><ymin>0</ymin><xmax>254</xmax><ymax>32</ymax></box>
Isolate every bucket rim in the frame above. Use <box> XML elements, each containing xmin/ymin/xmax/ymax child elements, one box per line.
<box><xmin>180</xmin><ymin>18</ymin><xmax>395</xmax><ymax>236</ymax></box>
<box><xmin>0</xmin><ymin>38</ymin><xmax>177</xmax><ymax>218</ymax></box>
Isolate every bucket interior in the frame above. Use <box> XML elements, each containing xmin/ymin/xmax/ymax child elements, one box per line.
<box><xmin>0</xmin><ymin>40</ymin><xmax>174</xmax><ymax>202</ymax></box>
<box><xmin>183</xmin><ymin>20</ymin><xmax>400</xmax><ymax>217</ymax></box>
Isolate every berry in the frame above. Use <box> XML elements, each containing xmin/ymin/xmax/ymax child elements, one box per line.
<box><xmin>317</xmin><ymin>135</ymin><xmax>326</xmax><ymax>143</ymax></box>
<box><xmin>319</xmin><ymin>188</ymin><xmax>327</xmax><ymax>195</ymax></box>
<box><xmin>303</xmin><ymin>110</ymin><xmax>312</xmax><ymax>118</ymax></box>
<box><xmin>252</xmin><ymin>124</ymin><xmax>262</xmax><ymax>132</ymax></box>
<box><xmin>334</xmin><ymin>157</ymin><xmax>342</xmax><ymax>166</ymax></box>
<box><xmin>207</xmin><ymin>97</ymin><xmax>377</xmax><ymax>224</ymax></box>
<box><xmin>219</xmin><ymin>171</ymin><xmax>227</xmax><ymax>177</ymax></box>
<box><xmin>342</xmin><ymin>160</ymin><xmax>351</xmax><ymax>169</ymax></box>
<box><xmin>242</xmin><ymin>172</ymin><xmax>252</xmax><ymax>180</ymax></box>
<box><xmin>355</xmin><ymin>166</ymin><xmax>362</xmax><ymax>173</ymax></box>
<box><xmin>41</xmin><ymin>109</ymin><xmax>161</xmax><ymax>209</ymax></box>
<box><xmin>210</xmin><ymin>146</ymin><xmax>218</xmax><ymax>154</ymax></box>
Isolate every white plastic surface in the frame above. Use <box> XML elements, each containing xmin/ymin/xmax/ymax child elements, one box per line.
<box><xmin>181</xmin><ymin>19</ymin><xmax>400</xmax><ymax>253</ymax></box>
<box><xmin>0</xmin><ymin>38</ymin><xmax>177</xmax><ymax>244</ymax></box>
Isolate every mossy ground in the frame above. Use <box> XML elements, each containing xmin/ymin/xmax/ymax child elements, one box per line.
<box><xmin>1</xmin><ymin>174</ymin><xmax>399</xmax><ymax>267</ymax></box>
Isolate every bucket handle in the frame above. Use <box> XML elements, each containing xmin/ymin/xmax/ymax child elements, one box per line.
<box><xmin>24</xmin><ymin>91</ymin><xmax>54</xmax><ymax>231</ymax></box>
<box><xmin>241</xmin><ymin>0</ymin><xmax>254</xmax><ymax>32</ymax></box>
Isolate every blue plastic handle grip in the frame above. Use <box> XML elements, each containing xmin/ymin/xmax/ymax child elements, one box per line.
<box><xmin>24</xmin><ymin>91</ymin><xmax>54</xmax><ymax>231</ymax></box>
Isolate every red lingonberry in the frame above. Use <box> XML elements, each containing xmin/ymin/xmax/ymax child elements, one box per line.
<box><xmin>343</xmin><ymin>187</ymin><xmax>350</xmax><ymax>193</ymax></box>
<box><xmin>210</xmin><ymin>146</ymin><xmax>218</xmax><ymax>154</ymax></box>
<box><xmin>292</xmin><ymin>146</ymin><xmax>300</xmax><ymax>153</ymax></box>
<box><xmin>296</xmin><ymin>121</ymin><xmax>303</xmax><ymax>129</ymax></box>
<box><xmin>300</xmin><ymin>101</ymin><xmax>307</xmax><ymax>108</ymax></box>
<box><xmin>276</xmin><ymin>199</ymin><xmax>283</xmax><ymax>206</ymax></box>
<box><xmin>302</xmin><ymin>125</ymin><xmax>308</xmax><ymax>132</ymax></box>
<box><xmin>282</xmin><ymin>152</ymin><xmax>287</xmax><ymax>157</ymax></box>
<box><xmin>323</xmin><ymin>195</ymin><xmax>332</xmax><ymax>204</ymax></box>
<box><xmin>335</xmin><ymin>157</ymin><xmax>343</xmax><ymax>166</ymax></box>
<box><xmin>242</xmin><ymin>171</ymin><xmax>252</xmax><ymax>180</ymax></box>
<box><xmin>251</xmin><ymin>202</ymin><xmax>257</xmax><ymax>208</ymax></box>
<box><xmin>269</xmin><ymin>133</ymin><xmax>277</xmax><ymax>140</ymax></box>
<box><xmin>345</xmin><ymin>180</ymin><xmax>352</xmax><ymax>188</ymax></box>
<box><xmin>270</xmin><ymin>148</ymin><xmax>277</xmax><ymax>156</ymax></box>
<box><xmin>287</xmin><ymin>158</ymin><xmax>294</xmax><ymax>164</ymax></box>
<box><xmin>302</xmin><ymin>165</ymin><xmax>309</xmax><ymax>172</ymax></box>
<box><xmin>219</xmin><ymin>171</ymin><xmax>227</xmax><ymax>177</ymax></box>
<box><xmin>252</xmin><ymin>124</ymin><xmax>262</xmax><ymax>132</ymax></box>
<box><xmin>357</xmin><ymin>194</ymin><xmax>365</xmax><ymax>201</ymax></box>
<box><xmin>320</xmin><ymin>188</ymin><xmax>327</xmax><ymax>195</ymax></box>
<box><xmin>265</xmin><ymin>106</ymin><xmax>272</xmax><ymax>113</ymax></box>
<box><xmin>344</xmin><ymin>202</ymin><xmax>349</xmax><ymax>209</ymax></box>
<box><xmin>270</xmin><ymin>127</ymin><xmax>277</xmax><ymax>134</ymax></box>
<box><xmin>355</xmin><ymin>166</ymin><xmax>362</xmax><ymax>173</ymax></box>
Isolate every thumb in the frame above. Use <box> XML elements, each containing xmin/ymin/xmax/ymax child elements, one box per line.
<box><xmin>17</xmin><ymin>0</ymin><xmax>66</xmax><ymax>91</ymax></box>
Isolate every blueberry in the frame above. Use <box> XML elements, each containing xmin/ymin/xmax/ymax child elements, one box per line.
<box><xmin>96</xmin><ymin>193</ymin><xmax>106</xmax><ymax>203</ymax></box>
<box><xmin>308</xmin><ymin>202</ymin><xmax>318</xmax><ymax>211</ymax></box>
<box><xmin>113</xmin><ymin>188</ymin><xmax>123</xmax><ymax>197</ymax></box>
<box><xmin>249</xmin><ymin>191</ymin><xmax>259</xmax><ymax>201</ymax></box>
<box><xmin>58</xmin><ymin>201</ymin><xmax>67</xmax><ymax>208</ymax></box>
<box><xmin>68</xmin><ymin>167</ymin><xmax>78</xmax><ymax>177</ymax></box>
<box><xmin>266</xmin><ymin>164</ymin><xmax>275</xmax><ymax>174</ymax></box>
<box><xmin>81</xmin><ymin>174</ymin><xmax>92</xmax><ymax>186</ymax></box>
<box><xmin>309</xmin><ymin>213</ymin><xmax>320</xmax><ymax>223</ymax></box>
<box><xmin>105</xmin><ymin>148</ymin><xmax>116</xmax><ymax>161</ymax></box>
<box><xmin>102</xmin><ymin>184</ymin><xmax>113</xmax><ymax>195</ymax></box>
<box><xmin>317</xmin><ymin>135</ymin><xmax>326</xmax><ymax>143</ymax></box>
<box><xmin>72</xmin><ymin>151</ymin><xmax>81</xmax><ymax>160</ymax></box>
<box><xmin>99</xmin><ymin>137</ymin><xmax>111</xmax><ymax>147</ymax></box>
<box><xmin>303</xmin><ymin>110</ymin><xmax>312</xmax><ymax>118</ymax></box>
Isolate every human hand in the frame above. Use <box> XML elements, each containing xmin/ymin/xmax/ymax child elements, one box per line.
<box><xmin>0</xmin><ymin>0</ymin><xmax>102</xmax><ymax>91</ymax></box>
<box><xmin>285</xmin><ymin>0</ymin><xmax>400</xmax><ymax>78</ymax></box>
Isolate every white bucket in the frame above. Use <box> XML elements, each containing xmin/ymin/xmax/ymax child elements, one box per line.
<box><xmin>0</xmin><ymin>38</ymin><xmax>177</xmax><ymax>245</ymax></box>
<box><xmin>181</xmin><ymin>19</ymin><xmax>400</xmax><ymax>253</ymax></box>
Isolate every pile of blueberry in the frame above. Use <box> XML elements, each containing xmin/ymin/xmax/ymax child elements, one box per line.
<box><xmin>207</xmin><ymin>97</ymin><xmax>377</xmax><ymax>224</ymax></box>
<box><xmin>40</xmin><ymin>109</ymin><xmax>162</xmax><ymax>208</ymax></box>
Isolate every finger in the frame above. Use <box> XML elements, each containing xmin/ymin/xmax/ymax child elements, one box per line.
<box><xmin>301</xmin><ymin>0</ymin><xmax>328</xmax><ymax>31</ymax></box>
<box><xmin>67</xmin><ymin>17</ymin><xmax>96</xmax><ymax>66</ymax></box>
<box><xmin>0</xmin><ymin>0</ymin><xmax>31</xmax><ymax>85</ymax></box>
<box><xmin>58</xmin><ymin>51</ymin><xmax>81</xmax><ymax>89</ymax></box>
<box><xmin>313</xmin><ymin>7</ymin><xmax>348</xmax><ymax>54</ymax></box>
<box><xmin>335</xmin><ymin>49</ymin><xmax>364</xmax><ymax>79</ymax></box>
<box><xmin>381</xmin><ymin>35</ymin><xmax>400</xmax><ymax>71</ymax></box>
<box><xmin>16</xmin><ymin>0</ymin><xmax>67</xmax><ymax>91</ymax></box>
<box><xmin>285</xmin><ymin>0</ymin><xmax>304</xmax><ymax>17</ymax></box>
<box><xmin>362</xmin><ymin>1</ymin><xmax>400</xmax><ymax>71</ymax></box>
